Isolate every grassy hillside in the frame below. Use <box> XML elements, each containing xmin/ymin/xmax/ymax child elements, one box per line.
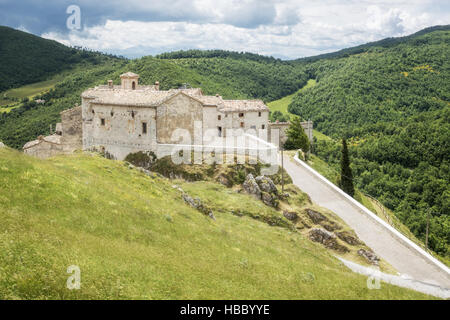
<box><xmin>268</xmin><ymin>79</ymin><xmax>316</xmax><ymax>115</ymax></box>
<box><xmin>0</xmin><ymin>147</ymin><xmax>433</xmax><ymax>299</ymax></box>
<box><xmin>289</xmin><ymin>27</ymin><xmax>450</xmax><ymax>258</ymax></box>
<box><xmin>0</xmin><ymin>24</ymin><xmax>448</xmax><ymax>260</ymax></box>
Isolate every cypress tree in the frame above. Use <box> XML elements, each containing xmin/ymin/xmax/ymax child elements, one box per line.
<box><xmin>339</xmin><ymin>138</ymin><xmax>355</xmax><ymax>197</ymax></box>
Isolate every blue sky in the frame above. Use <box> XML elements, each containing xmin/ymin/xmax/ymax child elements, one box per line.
<box><xmin>1</xmin><ymin>0</ymin><xmax>449</xmax><ymax>59</ymax></box>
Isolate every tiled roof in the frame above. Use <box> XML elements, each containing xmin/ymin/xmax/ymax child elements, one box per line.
<box><xmin>82</xmin><ymin>81</ymin><xmax>268</xmax><ymax>112</ymax></box>
<box><xmin>23</xmin><ymin>135</ymin><xmax>62</xmax><ymax>150</ymax></box>
<box><xmin>120</xmin><ymin>72</ymin><xmax>139</xmax><ymax>78</ymax></box>
<box><xmin>219</xmin><ymin>99</ymin><xmax>269</xmax><ymax>112</ymax></box>
<box><xmin>83</xmin><ymin>88</ymin><xmax>173</xmax><ymax>107</ymax></box>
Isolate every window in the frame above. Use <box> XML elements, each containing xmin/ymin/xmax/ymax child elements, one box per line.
<box><xmin>142</xmin><ymin>122</ymin><xmax>147</xmax><ymax>134</ymax></box>
<box><xmin>100</xmin><ymin>118</ymin><xmax>106</xmax><ymax>126</ymax></box>
<box><xmin>258</xmin><ymin>112</ymin><xmax>262</xmax><ymax>117</ymax></box>
<box><xmin>132</xmin><ymin>81</ymin><xmax>136</xmax><ymax>90</ymax></box>
<box><xmin>240</xmin><ymin>122</ymin><xmax>244</xmax><ymax>128</ymax></box>
<box><xmin>262</xmin><ymin>124</ymin><xmax>265</xmax><ymax>129</ymax></box>
<box><xmin>239</xmin><ymin>112</ymin><xmax>244</xmax><ymax>118</ymax></box>
<box><xmin>218</xmin><ymin>115</ymin><xmax>221</xmax><ymax>121</ymax></box>
<box><xmin>218</xmin><ymin>126</ymin><xmax>222</xmax><ymax>137</ymax></box>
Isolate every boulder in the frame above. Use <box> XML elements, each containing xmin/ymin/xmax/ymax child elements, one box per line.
<box><xmin>255</xmin><ymin>175</ymin><xmax>278</xmax><ymax>195</ymax></box>
<box><xmin>182</xmin><ymin>193</ymin><xmax>214</xmax><ymax>219</ymax></box>
<box><xmin>321</xmin><ymin>221</ymin><xmax>341</xmax><ymax>232</ymax></box>
<box><xmin>306</xmin><ymin>208</ymin><xmax>341</xmax><ymax>231</ymax></box>
<box><xmin>243</xmin><ymin>174</ymin><xmax>262</xmax><ymax>199</ymax></box>
<box><xmin>0</xmin><ymin>141</ymin><xmax>5</xmax><ymax>148</ymax></box>
<box><xmin>357</xmin><ymin>249</ymin><xmax>380</xmax><ymax>266</ymax></box>
<box><xmin>243</xmin><ymin>174</ymin><xmax>279</xmax><ymax>207</ymax></box>
<box><xmin>283</xmin><ymin>211</ymin><xmax>298</xmax><ymax>221</ymax></box>
<box><xmin>309</xmin><ymin>228</ymin><xmax>349</xmax><ymax>252</ymax></box>
<box><xmin>305</xmin><ymin>209</ymin><xmax>326</xmax><ymax>224</ymax></box>
<box><xmin>261</xmin><ymin>191</ymin><xmax>278</xmax><ymax>207</ymax></box>
<box><xmin>336</xmin><ymin>231</ymin><xmax>362</xmax><ymax>246</ymax></box>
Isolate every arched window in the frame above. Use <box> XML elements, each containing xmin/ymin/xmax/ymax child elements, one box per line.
<box><xmin>132</xmin><ymin>81</ymin><xmax>136</xmax><ymax>90</ymax></box>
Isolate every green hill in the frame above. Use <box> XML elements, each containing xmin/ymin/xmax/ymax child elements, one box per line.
<box><xmin>288</xmin><ymin>27</ymin><xmax>450</xmax><ymax>258</ymax></box>
<box><xmin>0</xmin><ymin>147</ymin><xmax>433</xmax><ymax>299</ymax></box>
<box><xmin>0</xmin><ymin>27</ymin><xmax>308</xmax><ymax>150</ymax></box>
<box><xmin>294</xmin><ymin>25</ymin><xmax>450</xmax><ymax>63</ymax></box>
<box><xmin>0</xmin><ymin>26</ymin><xmax>116</xmax><ymax>92</ymax></box>
<box><xmin>0</xmin><ymin>24</ymin><xmax>448</xmax><ymax>261</ymax></box>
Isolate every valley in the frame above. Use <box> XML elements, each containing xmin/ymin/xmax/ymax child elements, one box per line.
<box><xmin>0</xmin><ymin>24</ymin><xmax>449</xmax><ymax>298</ymax></box>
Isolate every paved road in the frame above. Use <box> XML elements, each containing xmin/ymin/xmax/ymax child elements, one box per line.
<box><xmin>283</xmin><ymin>157</ymin><xmax>450</xmax><ymax>289</ymax></box>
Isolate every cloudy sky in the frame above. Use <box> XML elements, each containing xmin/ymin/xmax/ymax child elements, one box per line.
<box><xmin>1</xmin><ymin>0</ymin><xmax>449</xmax><ymax>59</ymax></box>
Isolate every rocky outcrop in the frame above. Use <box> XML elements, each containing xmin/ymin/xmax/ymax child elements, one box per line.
<box><xmin>309</xmin><ymin>228</ymin><xmax>349</xmax><ymax>253</ymax></box>
<box><xmin>255</xmin><ymin>175</ymin><xmax>278</xmax><ymax>195</ymax></box>
<box><xmin>243</xmin><ymin>174</ymin><xmax>279</xmax><ymax>207</ymax></box>
<box><xmin>336</xmin><ymin>231</ymin><xmax>362</xmax><ymax>246</ymax></box>
<box><xmin>357</xmin><ymin>249</ymin><xmax>380</xmax><ymax>266</ymax></box>
<box><xmin>305</xmin><ymin>209</ymin><xmax>326</xmax><ymax>223</ymax></box>
<box><xmin>305</xmin><ymin>208</ymin><xmax>340</xmax><ymax>231</ymax></box>
<box><xmin>243</xmin><ymin>174</ymin><xmax>262</xmax><ymax>199</ymax></box>
<box><xmin>182</xmin><ymin>193</ymin><xmax>215</xmax><ymax>220</ymax></box>
<box><xmin>283</xmin><ymin>211</ymin><xmax>298</xmax><ymax>221</ymax></box>
<box><xmin>217</xmin><ymin>174</ymin><xmax>232</xmax><ymax>187</ymax></box>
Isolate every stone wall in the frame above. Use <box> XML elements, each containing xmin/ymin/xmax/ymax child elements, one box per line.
<box><xmin>157</xmin><ymin>93</ymin><xmax>204</xmax><ymax>144</ymax></box>
<box><xmin>82</xmin><ymin>100</ymin><xmax>157</xmax><ymax>160</ymax></box>
<box><xmin>230</xmin><ymin>110</ymin><xmax>269</xmax><ymax>132</ymax></box>
<box><xmin>268</xmin><ymin>120</ymin><xmax>314</xmax><ymax>148</ymax></box>
<box><xmin>268</xmin><ymin>122</ymin><xmax>290</xmax><ymax>146</ymax></box>
<box><xmin>60</xmin><ymin>106</ymin><xmax>82</xmax><ymax>152</ymax></box>
<box><xmin>23</xmin><ymin>136</ymin><xmax>63</xmax><ymax>159</ymax></box>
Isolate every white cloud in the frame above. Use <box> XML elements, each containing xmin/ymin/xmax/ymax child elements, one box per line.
<box><xmin>17</xmin><ymin>25</ymin><xmax>30</xmax><ymax>33</ymax></box>
<box><xmin>40</xmin><ymin>0</ymin><xmax>450</xmax><ymax>59</ymax></box>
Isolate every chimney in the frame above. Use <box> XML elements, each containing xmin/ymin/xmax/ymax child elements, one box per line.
<box><xmin>155</xmin><ymin>81</ymin><xmax>160</xmax><ymax>91</ymax></box>
<box><xmin>108</xmin><ymin>80</ymin><xmax>113</xmax><ymax>88</ymax></box>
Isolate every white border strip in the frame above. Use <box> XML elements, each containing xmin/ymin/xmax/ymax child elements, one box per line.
<box><xmin>293</xmin><ymin>154</ymin><xmax>450</xmax><ymax>276</ymax></box>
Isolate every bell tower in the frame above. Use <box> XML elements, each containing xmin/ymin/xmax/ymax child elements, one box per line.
<box><xmin>120</xmin><ymin>72</ymin><xmax>139</xmax><ymax>90</ymax></box>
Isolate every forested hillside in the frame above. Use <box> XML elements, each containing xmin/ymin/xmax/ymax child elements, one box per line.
<box><xmin>289</xmin><ymin>27</ymin><xmax>450</xmax><ymax>257</ymax></box>
<box><xmin>0</xmin><ymin>26</ymin><xmax>114</xmax><ymax>92</ymax></box>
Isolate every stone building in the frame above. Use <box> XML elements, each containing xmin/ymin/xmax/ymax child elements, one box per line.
<box><xmin>81</xmin><ymin>72</ymin><xmax>271</xmax><ymax>160</ymax></box>
<box><xmin>23</xmin><ymin>72</ymin><xmax>313</xmax><ymax>160</ymax></box>
<box><xmin>23</xmin><ymin>106</ymin><xmax>82</xmax><ymax>159</ymax></box>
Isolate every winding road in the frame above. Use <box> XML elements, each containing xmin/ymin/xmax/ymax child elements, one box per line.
<box><xmin>283</xmin><ymin>155</ymin><xmax>450</xmax><ymax>289</ymax></box>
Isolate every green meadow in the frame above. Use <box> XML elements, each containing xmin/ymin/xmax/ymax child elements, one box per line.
<box><xmin>0</xmin><ymin>147</ymin><xmax>434</xmax><ymax>299</ymax></box>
